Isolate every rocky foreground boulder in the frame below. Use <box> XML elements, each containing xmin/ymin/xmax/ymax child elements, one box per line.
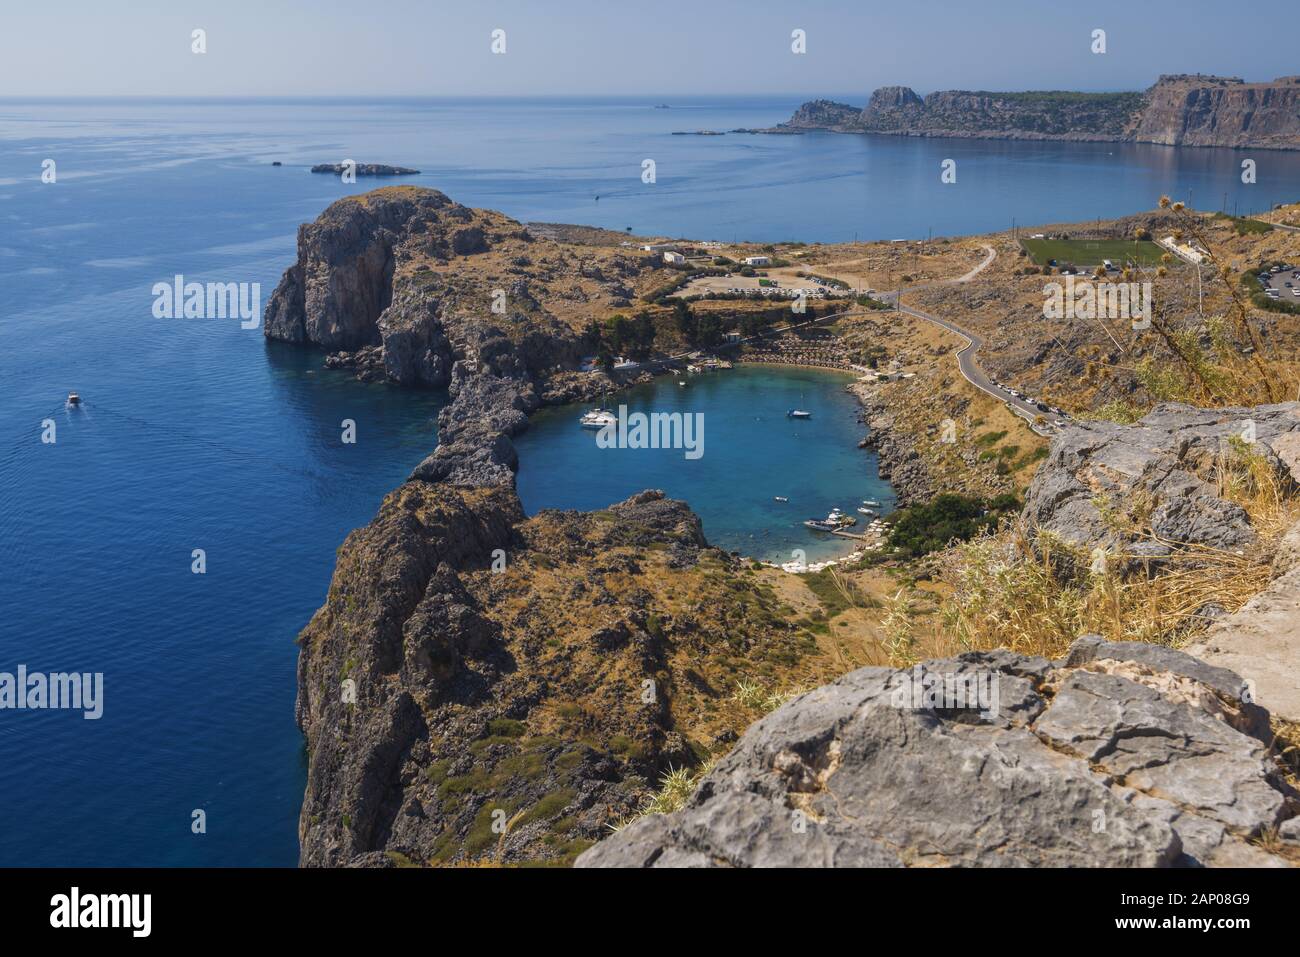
<box><xmin>1185</xmin><ymin>518</ymin><xmax>1300</xmax><ymax>724</ymax></box>
<box><xmin>579</xmin><ymin>637</ymin><xmax>1298</xmax><ymax>868</ymax></box>
<box><xmin>1024</xmin><ymin>402</ymin><xmax>1300</xmax><ymax>554</ymax></box>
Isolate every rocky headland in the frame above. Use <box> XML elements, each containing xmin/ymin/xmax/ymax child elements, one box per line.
<box><xmin>779</xmin><ymin>75</ymin><xmax>1300</xmax><ymax>150</ymax></box>
<box><xmin>266</xmin><ymin>187</ymin><xmax>819</xmax><ymax>865</ymax></box>
<box><xmin>267</xmin><ymin>187</ymin><xmax>1300</xmax><ymax>867</ymax></box>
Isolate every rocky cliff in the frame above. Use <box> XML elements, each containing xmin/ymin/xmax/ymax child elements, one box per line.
<box><xmin>263</xmin><ymin>186</ymin><xmax>656</xmax><ymax>388</ymax></box>
<box><xmin>780</xmin><ymin>75</ymin><xmax>1300</xmax><ymax>150</ymax></box>
<box><xmin>1132</xmin><ymin>75</ymin><xmax>1300</xmax><ymax>149</ymax></box>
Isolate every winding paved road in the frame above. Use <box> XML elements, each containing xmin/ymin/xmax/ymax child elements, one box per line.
<box><xmin>872</xmin><ymin>244</ymin><xmax>1060</xmax><ymax>435</ymax></box>
<box><xmin>658</xmin><ymin>241</ymin><xmax>1059</xmax><ymax>435</ymax></box>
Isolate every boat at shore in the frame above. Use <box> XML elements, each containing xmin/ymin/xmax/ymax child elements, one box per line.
<box><xmin>862</xmin><ymin>499</ymin><xmax>881</xmax><ymax>507</ymax></box>
<box><xmin>805</xmin><ymin>507</ymin><xmax>856</xmax><ymax>532</ymax></box>
<box><xmin>579</xmin><ymin>408</ymin><xmax>617</xmax><ymax>429</ymax></box>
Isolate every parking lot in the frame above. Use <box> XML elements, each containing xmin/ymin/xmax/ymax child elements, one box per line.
<box><xmin>1258</xmin><ymin>263</ymin><xmax>1300</xmax><ymax>302</ymax></box>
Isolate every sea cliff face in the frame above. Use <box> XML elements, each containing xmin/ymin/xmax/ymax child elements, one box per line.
<box><xmin>781</xmin><ymin>75</ymin><xmax>1300</xmax><ymax>150</ymax></box>
<box><xmin>263</xmin><ymin>186</ymin><xmax>647</xmax><ymax>388</ymax></box>
<box><xmin>1131</xmin><ymin>75</ymin><xmax>1300</xmax><ymax>149</ymax></box>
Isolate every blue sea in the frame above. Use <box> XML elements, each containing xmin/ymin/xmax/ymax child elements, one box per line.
<box><xmin>517</xmin><ymin>366</ymin><xmax>890</xmax><ymax>564</ymax></box>
<box><xmin>3</xmin><ymin>97</ymin><xmax>1297</xmax><ymax>866</ymax></box>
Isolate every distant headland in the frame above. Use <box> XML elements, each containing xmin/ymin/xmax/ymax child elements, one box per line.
<box><xmin>775</xmin><ymin>74</ymin><xmax>1300</xmax><ymax>150</ymax></box>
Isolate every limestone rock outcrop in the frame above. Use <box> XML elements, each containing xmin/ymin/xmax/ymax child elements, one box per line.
<box><xmin>578</xmin><ymin>638</ymin><xmax>1297</xmax><ymax>868</ymax></box>
<box><xmin>1022</xmin><ymin>402</ymin><xmax>1300</xmax><ymax>554</ymax></box>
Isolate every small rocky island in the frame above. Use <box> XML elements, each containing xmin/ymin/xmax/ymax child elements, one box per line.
<box><xmin>310</xmin><ymin>163</ymin><xmax>421</xmax><ymax>176</ymax></box>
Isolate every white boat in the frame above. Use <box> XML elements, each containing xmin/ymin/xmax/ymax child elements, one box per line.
<box><xmin>774</xmin><ymin>496</ymin><xmax>788</xmax><ymax>503</ymax></box>
<box><xmin>806</xmin><ymin>507</ymin><xmax>855</xmax><ymax>532</ymax></box>
<box><xmin>787</xmin><ymin>409</ymin><xmax>812</xmax><ymax>419</ymax></box>
<box><xmin>857</xmin><ymin>507</ymin><xmax>876</xmax><ymax>516</ymax></box>
<box><xmin>678</xmin><ymin>380</ymin><xmax>688</xmax><ymax>387</ymax></box>
<box><xmin>67</xmin><ymin>392</ymin><xmax>81</xmax><ymax>405</ymax></box>
<box><xmin>861</xmin><ymin>499</ymin><xmax>881</xmax><ymax>507</ymax></box>
<box><xmin>579</xmin><ymin>408</ymin><xmax>617</xmax><ymax>429</ymax></box>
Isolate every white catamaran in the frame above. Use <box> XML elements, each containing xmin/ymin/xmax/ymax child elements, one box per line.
<box><xmin>579</xmin><ymin>408</ymin><xmax>618</xmax><ymax>429</ymax></box>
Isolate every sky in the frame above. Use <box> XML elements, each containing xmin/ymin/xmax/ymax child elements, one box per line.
<box><xmin>1</xmin><ymin>0</ymin><xmax>1295</xmax><ymax>99</ymax></box>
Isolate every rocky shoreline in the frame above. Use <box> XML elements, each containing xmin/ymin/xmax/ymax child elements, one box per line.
<box><xmin>266</xmin><ymin>187</ymin><xmax>1300</xmax><ymax>867</ymax></box>
<box><xmin>850</xmin><ymin>381</ymin><xmax>934</xmax><ymax>507</ymax></box>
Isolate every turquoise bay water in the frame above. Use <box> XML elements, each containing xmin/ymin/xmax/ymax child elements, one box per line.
<box><xmin>517</xmin><ymin>366</ymin><xmax>890</xmax><ymax>564</ymax></box>
<box><xmin>3</xmin><ymin>97</ymin><xmax>1296</xmax><ymax>866</ymax></box>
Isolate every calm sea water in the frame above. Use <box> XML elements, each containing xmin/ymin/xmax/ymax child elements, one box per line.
<box><xmin>517</xmin><ymin>366</ymin><xmax>890</xmax><ymax>563</ymax></box>
<box><xmin>3</xmin><ymin>97</ymin><xmax>1296</xmax><ymax>866</ymax></box>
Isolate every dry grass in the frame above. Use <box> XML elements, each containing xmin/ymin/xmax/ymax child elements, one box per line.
<box><xmin>914</xmin><ymin>438</ymin><xmax>1299</xmax><ymax>664</ymax></box>
<box><xmin>608</xmin><ymin>760</ymin><xmax>717</xmax><ymax>832</ymax></box>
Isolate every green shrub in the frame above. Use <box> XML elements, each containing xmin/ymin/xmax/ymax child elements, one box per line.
<box><xmin>886</xmin><ymin>493</ymin><xmax>1020</xmax><ymax>559</ymax></box>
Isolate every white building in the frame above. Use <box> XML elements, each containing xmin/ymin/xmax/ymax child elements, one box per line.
<box><xmin>662</xmin><ymin>251</ymin><xmax>686</xmax><ymax>266</ymax></box>
<box><xmin>1158</xmin><ymin>236</ymin><xmax>1205</xmax><ymax>265</ymax></box>
<box><xmin>743</xmin><ymin>255</ymin><xmax>771</xmax><ymax>267</ymax></box>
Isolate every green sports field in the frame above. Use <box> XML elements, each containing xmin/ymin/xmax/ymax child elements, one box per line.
<box><xmin>1020</xmin><ymin>238</ymin><xmax>1168</xmax><ymax>268</ymax></box>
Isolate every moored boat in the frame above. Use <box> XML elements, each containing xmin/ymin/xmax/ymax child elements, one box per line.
<box><xmin>579</xmin><ymin>408</ymin><xmax>617</xmax><ymax>429</ymax></box>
